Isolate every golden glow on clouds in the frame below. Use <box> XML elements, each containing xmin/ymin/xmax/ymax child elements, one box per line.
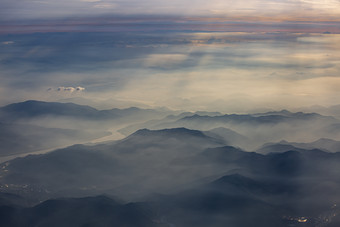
<box><xmin>98</xmin><ymin>33</ymin><xmax>340</xmax><ymax>112</ymax></box>
<box><xmin>143</xmin><ymin>54</ymin><xmax>188</xmax><ymax>68</ymax></box>
<box><xmin>1</xmin><ymin>27</ymin><xmax>339</xmax><ymax>112</ymax></box>
<box><xmin>111</xmin><ymin>70</ymin><xmax>340</xmax><ymax>112</ymax></box>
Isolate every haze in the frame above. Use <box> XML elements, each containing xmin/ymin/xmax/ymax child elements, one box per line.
<box><xmin>1</xmin><ymin>1</ymin><xmax>340</xmax><ymax>226</ymax></box>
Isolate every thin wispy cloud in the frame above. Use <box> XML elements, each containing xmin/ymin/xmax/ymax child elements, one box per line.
<box><xmin>1</xmin><ymin>41</ymin><xmax>14</xmax><ymax>45</ymax></box>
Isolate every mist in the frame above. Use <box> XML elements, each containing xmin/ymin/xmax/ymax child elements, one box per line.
<box><xmin>1</xmin><ymin>4</ymin><xmax>340</xmax><ymax>226</ymax></box>
<box><xmin>1</xmin><ymin>31</ymin><xmax>340</xmax><ymax>113</ymax></box>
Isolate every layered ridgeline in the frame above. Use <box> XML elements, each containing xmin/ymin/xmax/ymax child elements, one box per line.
<box><xmin>0</xmin><ymin>100</ymin><xmax>169</xmax><ymax>122</ymax></box>
<box><xmin>0</xmin><ymin>127</ymin><xmax>340</xmax><ymax>226</ymax></box>
<box><xmin>1</xmin><ymin>100</ymin><xmax>340</xmax><ymax>156</ymax></box>
<box><xmin>1</xmin><ymin>100</ymin><xmax>340</xmax><ymax>226</ymax></box>
<box><xmin>119</xmin><ymin>109</ymin><xmax>340</xmax><ymax>150</ymax></box>
<box><xmin>0</xmin><ymin>100</ymin><xmax>172</xmax><ymax>157</ymax></box>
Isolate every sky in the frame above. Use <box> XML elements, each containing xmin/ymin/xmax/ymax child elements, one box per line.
<box><xmin>2</xmin><ymin>0</ymin><xmax>340</xmax><ymax>21</ymax></box>
<box><xmin>1</xmin><ymin>0</ymin><xmax>340</xmax><ymax>112</ymax></box>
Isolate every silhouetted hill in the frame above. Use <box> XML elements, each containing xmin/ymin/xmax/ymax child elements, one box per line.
<box><xmin>209</xmin><ymin>174</ymin><xmax>295</xmax><ymax>195</ymax></box>
<box><xmin>0</xmin><ymin>100</ymin><xmax>165</xmax><ymax>121</ymax></box>
<box><xmin>0</xmin><ymin>128</ymin><xmax>225</xmax><ymax>199</ymax></box>
<box><xmin>281</xmin><ymin>138</ymin><xmax>340</xmax><ymax>153</ymax></box>
<box><xmin>0</xmin><ymin>100</ymin><xmax>175</xmax><ymax>157</ymax></box>
<box><xmin>0</xmin><ymin>100</ymin><xmax>104</xmax><ymax>120</ymax></box>
<box><xmin>131</xmin><ymin>127</ymin><xmax>208</xmax><ymax>138</ymax></box>
<box><xmin>0</xmin><ymin>125</ymin><xmax>339</xmax><ymax>226</ymax></box>
<box><xmin>257</xmin><ymin>138</ymin><xmax>340</xmax><ymax>154</ymax></box>
<box><xmin>150</xmin><ymin>177</ymin><xmax>285</xmax><ymax>227</ymax></box>
<box><xmin>179</xmin><ymin>111</ymin><xmax>336</xmax><ymax>125</ymax></box>
<box><xmin>2</xmin><ymin>127</ymin><xmax>338</xmax><ymax>202</ymax></box>
<box><xmin>0</xmin><ymin>195</ymin><xmax>157</xmax><ymax>227</ymax></box>
<box><xmin>117</xmin><ymin>109</ymin><xmax>340</xmax><ymax>149</ymax></box>
<box><xmin>256</xmin><ymin>143</ymin><xmax>305</xmax><ymax>154</ymax></box>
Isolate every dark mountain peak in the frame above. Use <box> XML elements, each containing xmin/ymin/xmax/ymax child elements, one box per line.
<box><xmin>256</xmin><ymin>143</ymin><xmax>303</xmax><ymax>154</ymax></box>
<box><xmin>131</xmin><ymin>127</ymin><xmax>208</xmax><ymax>138</ymax></box>
<box><xmin>208</xmin><ymin>174</ymin><xmax>273</xmax><ymax>194</ymax></box>
<box><xmin>274</xmin><ymin>150</ymin><xmax>301</xmax><ymax>157</ymax></box>
<box><xmin>301</xmin><ymin>148</ymin><xmax>330</xmax><ymax>156</ymax></box>
<box><xmin>182</xmin><ymin>113</ymin><xmax>202</xmax><ymax>119</ymax></box>
<box><xmin>251</xmin><ymin>109</ymin><xmax>292</xmax><ymax>117</ymax></box>
<box><xmin>278</xmin><ymin>148</ymin><xmax>329</xmax><ymax>157</ymax></box>
<box><xmin>279</xmin><ymin>139</ymin><xmax>289</xmax><ymax>144</ymax></box>
<box><xmin>209</xmin><ymin>173</ymin><xmax>297</xmax><ymax>196</ymax></box>
<box><xmin>2</xmin><ymin>100</ymin><xmax>96</xmax><ymax>111</ymax></box>
<box><xmin>163</xmin><ymin>112</ymin><xmax>195</xmax><ymax>120</ymax></box>
<box><xmin>37</xmin><ymin>195</ymin><xmax>118</xmax><ymax>209</ymax></box>
<box><xmin>107</xmin><ymin>106</ymin><xmax>145</xmax><ymax>113</ymax></box>
<box><xmin>256</xmin><ymin>109</ymin><xmax>292</xmax><ymax>116</ymax></box>
<box><xmin>0</xmin><ymin>100</ymin><xmax>100</xmax><ymax>119</ymax></box>
<box><xmin>194</xmin><ymin>111</ymin><xmax>222</xmax><ymax>116</ymax></box>
<box><xmin>252</xmin><ymin>109</ymin><xmax>336</xmax><ymax>121</ymax></box>
<box><xmin>124</xmin><ymin>107</ymin><xmax>140</xmax><ymax>111</ymax></box>
<box><xmin>313</xmin><ymin>138</ymin><xmax>337</xmax><ymax>144</ymax></box>
<box><xmin>279</xmin><ymin>109</ymin><xmax>291</xmax><ymax>114</ymax></box>
<box><xmin>178</xmin><ymin>110</ymin><xmax>337</xmax><ymax>129</ymax></box>
<box><xmin>212</xmin><ymin>174</ymin><xmax>255</xmax><ymax>186</ymax></box>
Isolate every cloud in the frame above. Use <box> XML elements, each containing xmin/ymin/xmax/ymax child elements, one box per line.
<box><xmin>93</xmin><ymin>3</ymin><xmax>116</xmax><ymax>9</ymax></box>
<box><xmin>53</xmin><ymin>86</ymin><xmax>85</xmax><ymax>92</ymax></box>
<box><xmin>1</xmin><ymin>31</ymin><xmax>340</xmax><ymax>112</ymax></box>
<box><xmin>58</xmin><ymin>87</ymin><xmax>75</xmax><ymax>92</ymax></box>
<box><xmin>75</xmin><ymin>86</ymin><xmax>85</xmax><ymax>91</ymax></box>
<box><xmin>144</xmin><ymin>54</ymin><xmax>188</xmax><ymax>68</ymax></box>
<box><xmin>2</xmin><ymin>41</ymin><xmax>14</xmax><ymax>45</ymax></box>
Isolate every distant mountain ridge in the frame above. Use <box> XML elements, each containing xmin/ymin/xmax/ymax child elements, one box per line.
<box><xmin>0</xmin><ymin>100</ymin><xmax>173</xmax><ymax>157</ymax></box>
<box><xmin>179</xmin><ymin>110</ymin><xmax>336</xmax><ymax>125</ymax></box>
<box><xmin>0</xmin><ymin>100</ymin><xmax>165</xmax><ymax>121</ymax></box>
<box><xmin>129</xmin><ymin>127</ymin><xmax>209</xmax><ymax>139</ymax></box>
<box><xmin>257</xmin><ymin>138</ymin><xmax>340</xmax><ymax>153</ymax></box>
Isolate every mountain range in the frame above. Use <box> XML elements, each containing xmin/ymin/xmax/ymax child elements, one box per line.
<box><xmin>1</xmin><ymin>100</ymin><xmax>340</xmax><ymax>226</ymax></box>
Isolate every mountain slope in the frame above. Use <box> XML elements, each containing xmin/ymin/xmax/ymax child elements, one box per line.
<box><xmin>0</xmin><ymin>195</ymin><xmax>157</xmax><ymax>227</ymax></box>
<box><xmin>0</xmin><ymin>128</ymin><xmax>226</xmax><ymax>200</ymax></box>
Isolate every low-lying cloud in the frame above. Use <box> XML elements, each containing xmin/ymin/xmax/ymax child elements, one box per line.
<box><xmin>1</xmin><ymin>41</ymin><xmax>14</xmax><ymax>45</ymax></box>
<box><xmin>48</xmin><ymin>86</ymin><xmax>85</xmax><ymax>93</ymax></box>
<box><xmin>1</xmin><ymin>31</ymin><xmax>340</xmax><ymax>112</ymax></box>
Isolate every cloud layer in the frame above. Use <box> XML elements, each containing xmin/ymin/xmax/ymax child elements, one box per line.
<box><xmin>0</xmin><ymin>30</ymin><xmax>339</xmax><ymax>112</ymax></box>
<box><xmin>1</xmin><ymin>0</ymin><xmax>340</xmax><ymax>21</ymax></box>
